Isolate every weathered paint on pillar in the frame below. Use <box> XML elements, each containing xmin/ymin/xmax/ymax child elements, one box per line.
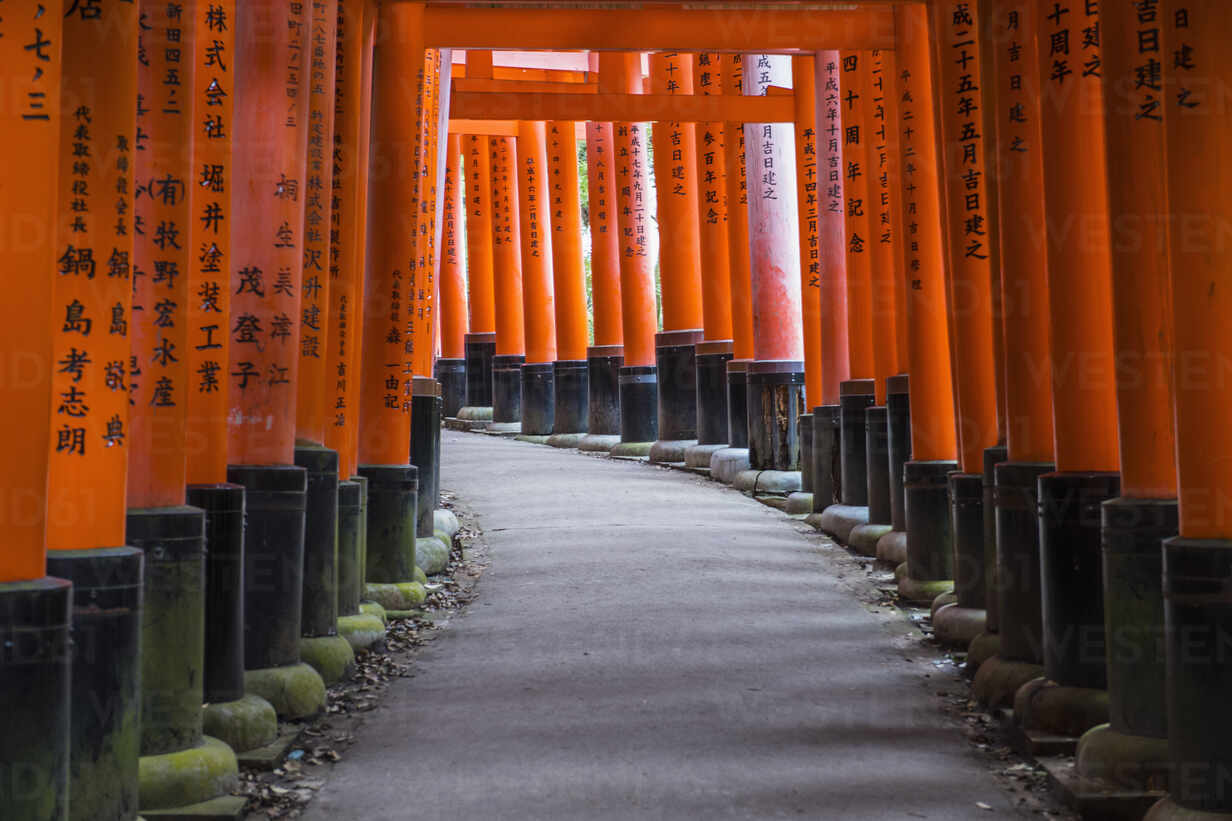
<box><xmin>464</xmin><ymin>134</ymin><xmax>497</xmax><ymax>335</ymax></box>
<box><xmin>547</xmin><ymin>121</ymin><xmax>589</xmax><ymax>361</ymax></box>
<box><xmin>723</xmin><ymin>54</ymin><xmax>755</xmax><ymax>363</ymax></box>
<box><xmin>130</xmin><ymin>0</ymin><xmax>196</xmax><ymax>507</ymax></box>
<box><xmin>294</xmin><ymin>0</ymin><xmax>340</xmax><ymax>446</ymax></box>
<box><xmin>650</xmin><ymin>52</ymin><xmax>703</xmax><ymax>333</ymax></box>
<box><xmin>744</xmin><ymin>53</ymin><xmax>804</xmax><ymax>364</ymax></box>
<box><xmin>893</xmin><ymin>7</ymin><xmax>957</xmax><ymax>462</ymax></box>
<box><xmin>1035</xmin><ymin>0</ymin><xmax>1119</xmax><ymax>474</ymax></box>
<box><xmin>868</xmin><ymin>48</ymin><xmax>904</xmax><ymax>385</ymax></box>
<box><xmin>358</xmin><ymin>1</ymin><xmax>424</xmax><ymax>465</ymax></box>
<box><xmin>814</xmin><ymin>52</ymin><xmax>851</xmax><ymax>406</ymax></box>
<box><xmin>992</xmin><ymin>0</ymin><xmax>1054</xmax><ymax>465</ymax></box>
<box><xmin>793</xmin><ymin>54</ymin><xmax>823</xmax><ymax>405</ymax></box>
<box><xmin>47</xmin><ymin>1</ymin><xmax>138</xmax><ymax>549</ymax></box>
<box><xmin>586</xmin><ymin>121</ymin><xmax>624</xmax><ymax>346</ymax></box>
<box><xmin>325</xmin><ymin>0</ymin><xmax>374</xmax><ymax>480</ymax></box>
<box><xmin>694</xmin><ymin>53</ymin><xmax>733</xmax><ymax>346</ymax></box>
<box><xmin>517</xmin><ymin>120</ymin><xmax>557</xmax><ymax>365</ymax></box>
<box><xmin>441</xmin><ymin>134</ymin><xmax>468</xmax><ymax>360</ymax></box>
<box><xmin>931</xmin><ymin>1</ymin><xmax>1000</xmax><ymax>474</ymax></box>
<box><xmin>411</xmin><ymin>49</ymin><xmax>443</xmax><ymax>379</ymax></box>
<box><xmin>840</xmin><ymin>51</ymin><xmax>875</xmax><ymax>384</ymax></box>
<box><xmin>0</xmin><ymin>0</ymin><xmax>62</xmax><ymax>581</ymax></box>
<box><xmin>490</xmin><ymin>135</ymin><xmax>527</xmax><ymax>357</ymax></box>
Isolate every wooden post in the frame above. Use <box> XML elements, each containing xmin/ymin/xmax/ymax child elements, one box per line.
<box><xmin>793</xmin><ymin>54</ymin><xmax>823</xmax><ymax>411</ymax></box>
<box><xmin>515</xmin><ymin>120</ymin><xmax>558</xmax><ymax>435</ymax></box>
<box><xmin>840</xmin><ymin>50</ymin><xmax>876</xmax><ymax>388</ymax></box>
<box><xmin>438</xmin><ymin>134</ymin><xmax>468</xmax><ymax>416</ymax></box>
<box><xmin>461</xmin><ymin>133</ymin><xmax>497</xmax><ymax>412</ymax></box>
<box><xmin>489</xmin><ymin>133</ymin><xmax>527</xmax><ymax>426</ymax></box>
<box><xmin>723</xmin><ymin>54</ymin><xmax>755</xmax><ymax>450</ymax></box>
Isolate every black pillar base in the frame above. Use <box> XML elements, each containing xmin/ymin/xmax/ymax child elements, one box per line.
<box><xmin>811</xmin><ymin>405</ymin><xmax>840</xmax><ymax>512</ymax></box>
<box><xmin>0</xmin><ymin>577</ymin><xmax>71</xmax><ymax>821</ymax></box>
<box><xmin>1103</xmin><ymin>497</ymin><xmax>1175</xmax><ymax>741</ymax></box>
<box><xmin>839</xmin><ymin>379</ymin><xmax>876</xmax><ymax>506</ymax></box>
<box><xmin>619</xmin><ymin>365</ymin><xmax>658</xmax><ymax>444</ymax></box>
<box><xmin>127</xmin><ymin>505</ymin><xmax>207</xmax><ymax>756</ymax></box>
<box><xmin>727</xmin><ymin>360</ymin><xmax>750</xmax><ymax>450</ymax></box>
<box><xmin>586</xmin><ymin>345</ymin><xmax>623</xmax><ymax>436</ymax></box>
<box><xmin>294</xmin><ymin>445</ymin><xmax>340</xmax><ymax>639</ymax></box>
<box><xmin>464</xmin><ymin>332</ymin><xmax>496</xmax><ymax>409</ymax></box>
<box><xmin>903</xmin><ymin>461</ymin><xmax>958</xmax><ymax>584</ymax></box>
<box><xmin>866</xmin><ymin>406</ymin><xmax>891</xmax><ymax>525</ymax></box>
<box><xmin>995</xmin><ymin>461</ymin><xmax>1055</xmax><ymax>664</ymax></box>
<box><xmin>226</xmin><ymin>465</ymin><xmax>307</xmax><ymax>672</ymax></box>
<box><xmin>887</xmin><ymin>375</ymin><xmax>911</xmax><ymax>531</ymax></box>
<box><xmin>1039</xmin><ymin>471</ymin><xmax>1120</xmax><ymax>690</ymax></box>
<box><xmin>186</xmin><ymin>483</ymin><xmax>246</xmax><ymax>703</ymax></box>
<box><xmin>696</xmin><ymin>341</ymin><xmax>733</xmax><ymax>446</ymax></box>
<box><xmin>982</xmin><ymin>445</ymin><xmax>1007</xmax><ymax>633</ymax></box>
<box><xmin>655</xmin><ymin>330</ymin><xmax>702</xmax><ymax>443</ymax></box>
<box><xmin>434</xmin><ymin>357</ymin><xmax>466</xmax><ymax>419</ymax></box>
<box><xmin>552</xmin><ymin>360</ymin><xmax>588</xmax><ymax>434</ymax></box>
<box><xmin>1162</xmin><ymin>537</ymin><xmax>1232</xmax><ymax>812</ymax></box>
<box><xmin>799</xmin><ymin>414</ymin><xmax>814</xmax><ymax>493</ymax></box>
<box><xmin>949</xmin><ymin>473</ymin><xmax>986</xmax><ymax>610</ymax></box>
<box><xmin>520</xmin><ymin>362</ymin><xmax>555</xmax><ymax>436</ymax></box>
<box><xmin>47</xmin><ymin>548</ymin><xmax>142</xmax><ymax>821</ymax></box>
<box><xmin>492</xmin><ymin>354</ymin><xmax>525</xmax><ymax>424</ymax></box>
<box><xmin>337</xmin><ymin>479</ymin><xmax>364</xmax><ymax>617</ymax></box>
<box><xmin>357</xmin><ymin>464</ymin><xmax>418</xmax><ymax>583</ymax></box>
<box><xmin>747</xmin><ymin>361</ymin><xmax>805</xmax><ymax>471</ymax></box>
<box><xmin>411</xmin><ymin>379</ymin><xmax>441</xmax><ymax>537</ymax></box>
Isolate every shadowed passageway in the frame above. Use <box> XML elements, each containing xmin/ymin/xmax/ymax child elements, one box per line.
<box><xmin>305</xmin><ymin>432</ymin><xmax>1023</xmax><ymax>820</ymax></box>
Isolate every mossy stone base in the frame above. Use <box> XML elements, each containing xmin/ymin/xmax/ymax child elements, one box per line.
<box><xmin>649</xmin><ymin>439</ymin><xmax>696</xmax><ymax>464</ymax></box>
<box><xmin>972</xmin><ymin>655</ymin><xmax>1045</xmax><ymax>708</ymax></box>
<box><xmin>358</xmin><ymin>602</ymin><xmax>388</xmax><ymax>625</ymax></box>
<box><xmin>244</xmin><ymin>663</ymin><xmax>326</xmax><ymax>720</ymax></box>
<box><xmin>931</xmin><ymin>590</ymin><xmax>958</xmax><ymax>617</ymax></box>
<box><xmin>578</xmin><ymin>433</ymin><xmax>621</xmax><ymax>453</ymax></box>
<box><xmin>457</xmin><ymin>406</ymin><xmax>493</xmax><ymax>422</ymax></box>
<box><xmin>685</xmin><ymin>443</ymin><xmax>728</xmax><ymax>468</ymax></box>
<box><xmin>414</xmin><ymin>566</ymin><xmax>429</xmax><ymax>585</ymax></box>
<box><xmin>433</xmin><ymin>508</ymin><xmax>460</xmax><ymax>540</ymax></box>
<box><xmin>933</xmin><ymin>604</ymin><xmax>986</xmax><ymax>648</ymax></box>
<box><xmin>202</xmin><ymin>695</ymin><xmax>277</xmax><ymax>754</ymax></box>
<box><xmin>710</xmin><ymin>447</ymin><xmax>751</xmax><ymax>484</ymax></box>
<box><xmin>733</xmin><ymin>470</ymin><xmax>801</xmax><ymax>495</ymax></box>
<box><xmin>299</xmin><ymin>635</ymin><xmax>356</xmax><ymax>685</ymax></box>
<box><xmin>514</xmin><ymin>434</ymin><xmax>551</xmax><ymax>445</ymax></box>
<box><xmin>416</xmin><ymin>536</ymin><xmax>450</xmax><ymax>575</ymax></box>
<box><xmin>785</xmin><ymin>492</ymin><xmax>814</xmax><ymax>515</ymax></box>
<box><xmin>140</xmin><ymin>793</ymin><xmax>248</xmax><ymax>819</ymax></box>
<box><xmin>485</xmin><ymin>422</ymin><xmax>522</xmax><ymax>435</ymax></box>
<box><xmin>1077</xmin><ymin>723</ymin><xmax>1170</xmax><ymax>791</ymax></box>
<box><xmin>1145</xmin><ymin>797</ymin><xmax>1232</xmax><ymax>820</ymax></box>
<box><xmin>815</xmin><ymin>504</ymin><xmax>869</xmax><ymax>543</ymax></box>
<box><xmin>546</xmin><ymin>432</ymin><xmax>587</xmax><ymax>448</ymax></box>
<box><xmin>338</xmin><ymin>614</ymin><xmax>386</xmax><ymax>651</ymax></box>
<box><xmin>894</xmin><ymin>562</ymin><xmax>954</xmax><ymax>604</ymax></box>
<box><xmin>364</xmin><ymin>581</ymin><xmax>426</xmax><ymax>611</ymax></box>
<box><xmin>848</xmin><ymin>523</ymin><xmax>893</xmax><ymax>557</ymax></box>
<box><xmin>1014</xmin><ymin>676</ymin><xmax>1109</xmax><ymax>739</ymax></box>
<box><xmin>138</xmin><ymin>736</ymin><xmax>238</xmax><ymax>812</ymax></box>
<box><xmin>966</xmin><ymin>631</ymin><xmax>1001</xmax><ymax>677</ymax></box>
<box><xmin>876</xmin><ymin>530</ymin><xmax>907</xmax><ymax>565</ymax></box>
<box><xmin>610</xmin><ymin>440</ymin><xmax>653</xmax><ymax>458</ymax></box>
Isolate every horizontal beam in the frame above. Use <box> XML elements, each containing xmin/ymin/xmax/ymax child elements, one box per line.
<box><xmin>454</xmin><ymin>78</ymin><xmax>598</xmax><ymax>94</ymax></box>
<box><xmin>450</xmin><ymin>120</ymin><xmax>587</xmax><ymax>140</ymax></box>
<box><xmin>449</xmin><ymin>91</ymin><xmax>796</xmax><ymax>123</ymax></box>
<box><xmin>423</xmin><ymin>6</ymin><xmax>897</xmax><ymax>51</ymax></box>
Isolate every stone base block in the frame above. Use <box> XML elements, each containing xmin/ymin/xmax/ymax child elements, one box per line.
<box><xmin>931</xmin><ymin>591</ymin><xmax>958</xmax><ymax>617</ymax></box>
<box><xmin>244</xmin><ymin>663</ymin><xmax>326</xmax><ymax>720</ymax></box>
<box><xmin>814</xmin><ymin>504</ymin><xmax>869</xmax><ymax>543</ymax></box>
<box><xmin>933</xmin><ymin>604</ymin><xmax>986</xmax><ymax>648</ymax></box>
<box><xmin>139</xmin><ymin>794</ymin><xmax>249</xmax><ymax>820</ymax></box>
<box><xmin>848</xmin><ymin>523</ymin><xmax>893</xmax><ymax>557</ymax></box>
<box><xmin>1077</xmin><ymin>723</ymin><xmax>1169</xmax><ymax>793</ymax></box>
<box><xmin>138</xmin><ymin>736</ymin><xmax>238</xmax><ymax>812</ymax></box>
<box><xmin>233</xmin><ymin>724</ymin><xmax>303</xmax><ymax>772</ymax></box>
<box><xmin>966</xmin><ymin>632</ymin><xmax>1001</xmax><ymax>676</ymax></box>
<box><xmin>733</xmin><ymin>469</ymin><xmax>801</xmax><ymax>496</ymax></box>
<box><xmin>649</xmin><ymin>439</ymin><xmax>696</xmax><ymax>464</ymax></box>
<box><xmin>456</xmin><ymin>406</ymin><xmax>493</xmax><ymax>421</ymax></box>
<box><xmin>876</xmin><ymin>530</ymin><xmax>908</xmax><ymax>565</ymax></box>
<box><xmin>709</xmin><ymin>448</ymin><xmax>750</xmax><ymax>484</ymax></box>
<box><xmin>202</xmin><ymin>694</ymin><xmax>277</xmax><ymax>754</ymax></box>
<box><xmin>785</xmin><ymin>492</ymin><xmax>814</xmax><ymax>515</ymax></box>
<box><xmin>1015</xmin><ymin>676</ymin><xmax>1109</xmax><ymax>740</ymax></box>
<box><xmin>299</xmin><ymin>635</ymin><xmax>356</xmax><ymax>685</ymax></box>
<box><xmin>546</xmin><ymin>432</ymin><xmax>587</xmax><ymax>448</ymax></box>
<box><xmin>337</xmin><ymin>614</ymin><xmax>386</xmax><ymax>652</ymax></box>
<box><xmin>1041</xmin><ymin>753</ymin><xmax>1165</xmax><ymax>821</ymax></box>
<box><xmin>358</xmin><ymin>601</ymin><xmax>388</xmax><ymax>625</ymax></box>
<box><xmin>1145</xmin><ymin>798</ymin><xmax>1232</xmax><ymax>820</ymax></box>
<box><xmin>896</xmin><ymin>568</ymin><xmax>954</xmax><ymax>605</ymax></box>
<box><xmin>364</xmin><ymin>582</ymin><xmax>426</xmax><ymax>611</ymax></box>
<box><xmin>610</xmin><ymin>441</ymin><xmax>653</xmax><ymax>458</ymax></box>
<box><xmin>484</xmin><ymin>422</ymin><xmax>522</xmax><ymax>435</ymax></box>
<box><xmin>578</xmin><ymin>433</ymin><xmax>621</xmax><ymax>453</ymax></box>
<box><xmin>445</xmin><ymin>418</ymin><xmax>487</xmax><ymax>432</ymax></box>
<box><xmin>416</xmin><ymin>535</ymin><xmax>450</xmax><ymax>575</ymax></box>
<box><xmin>514</xmin><ymin>433</ymin><xmax>551</xmax><ymax>445</ymax></box>
<box><xmin>433</xmin><ymin>508</ymin><xmax>460</xmax><ymax>540</ymax></box>
<box><xmin>972</xmin><ymin>655</ymin><xmax>1045</xmax><ymax>708</ymax></box>
<box><xmin>684</xmin><ymin>443</ymin><xmax>728</xmax><ymax>468</ymax></box>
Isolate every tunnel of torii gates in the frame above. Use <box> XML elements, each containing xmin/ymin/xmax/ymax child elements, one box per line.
<box><xmin>1</xmin><ymin>0</ymin><xmax>1231</xmax><ymax>819</ymax></box>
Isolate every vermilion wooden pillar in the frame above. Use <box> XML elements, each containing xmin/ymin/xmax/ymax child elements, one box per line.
<box><xmin>1155</xmin><ymin>3</ymin><xmax>1232</xmax><ymax>814</ymax></box>
<box><xmin>580</xmin><ymin>119</ymin><xmax>625</xmax><ymax>450</ymax></box>
<box><xmin>545</xmin><ymin>121</ymin><xmax>590</xmax><ymax>442</ymax></box>
<box><xmin>461</xmin><ymin>133</ymin><xmax>497</xmax><ymax>415</ymax></box>
<box><xmin>649</xmin><ymin>52</ymin><xmax>704</xmax><ymax>461</ymax></box>
<box><xmin>722</xmin><ymin>54</ymin><xmax>755</xmax><ymax>454</ymax></box>
<box><xmin>515</xmin><ymin>120</ymin><xmax>558</xmax><ymax>436</ymax></box>
<box><xmin>438</xmin><ymin>135</ymin><xmax>468</xmax><ymax>418</ymax></box>
<box><xmin>489</xmin><ymin>134</ymin><xmax>527</xmax><ymax>428</ymax></box>
<box><xmin>0</xmin><ymin>4</ymin><xmax>72</xmax><ymax>818</ymax></box>
<box><xmin>605</xmin><ymin>52</ymin><xmax>659</xmax><ymax>452</ymax></box>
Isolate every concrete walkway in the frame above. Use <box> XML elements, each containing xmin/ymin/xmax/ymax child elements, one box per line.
<box><xmin>305</xmin><ymin>431</ymin><xmax>1029</xmax><ymax>820</ymax></box>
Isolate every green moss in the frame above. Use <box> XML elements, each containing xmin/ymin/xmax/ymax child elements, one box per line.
<box><xmin>244</xmin><ymin>663</ymin><xmax>326</xmax><ymax>720</ymax></box>
<box><xmin>416</xmin><ymin>536</ymin><xmax>449</xmax><ymax>575</ymax></box>
<box><xmin>358</xmin><ymin>601</ymin><xmax>388</xmax><ymax>625</ymax></box>
<box><xmin>365</xmin><ymin>581</ymin><xmax>426</xmax><ymax>610</ymax></box>
<box><xmin>338</xmin><ymin>614</ymin><xmax>387</xmax><ymax>651</ymax></box>
<box><xmin>202</xmin><ymin>695</ymin><xmax>277</xmax><ymax>754</ymax></box>
<box><xmin>138</xmin><ymin>736</ymin><xmax>238</xmax><ymax>811</ymax></box>
<box><xmin>299</xmin><ymin>635</ymin><xmax>356</xmax><ymax>685</ymax></box>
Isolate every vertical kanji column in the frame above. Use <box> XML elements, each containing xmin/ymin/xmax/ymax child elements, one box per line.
<box><xmin>605</xmin><ymin>52</ymin><xmax>660</xmax><ymax>455</ymax></box>
<box><xmin>649</xmin><ymin>52</ymin><xmax>704</xmax><ymax>462</ymax></box>
<box><xmin>459</xmin><ymin>132</ymin><xmax>496</xmax><ymax>420</ymax></box>
<box><xmin>356</xmin><ymin>2</ymin><xmax>425</xmax><ymax>607</ymax></box>
<box><xmin>579</xmin><ymin>120</ymin><xmax>626</xmax><ymax>452</ymax></box>
<box><xmin>1155</xmin><ymin>3</ymin><xmax>1232</xmax><ymax>815</ymax></box>
<box><xmin>807</xmin><ymin>52</ymin><xmax>852</xmax><ymax>514</ymax></box>
<box><xmin>686</xmin><ymin>52</ymin><xmax>735</xmax><ymax>469</ymax></box>
<box><xmin>0</xmin><ymin>4</ymin><xmax>72</xmax><ymax>818</ymax></box>
<box><xmin>228</xmin><ymin>0</ymin><xmax>329</xmax><ymax>718</ymax></box>
<box><xmin>515</xmin><ymin>119</ymin><xmax>558</xmax><ymax>437</ymax></box>
<box><xmin>741</xmin><ymin>53</ymin><xmax>805</xmax><ymax>489</ymax></box>
<box><xmin>1016</xmin><ymin>0</ymin><xmax>1121</xmax><ymax>742</ymax></box>
<box><xmin>437</xmin><ymin>135</ymin><xmax>468</xmax><ymax>418</ymax></box>
<box><xmin>41</xmin><ymin>4</ymin><xmax>144</xmax><ymax>817</ymax></box>
<box><xmin>546</xmin><ymin>121</ymin><xmax>591</xmax><ymax>444</ymax></box>
<box><xmin>489</xmin><ymin>134</ymin><xmax>527</xmax><ymax>430</ymax></box>
<box><xmin>1075</xmin><ymin>0</ymin><xmax>1176</xmax><ymax>791</ymax></box>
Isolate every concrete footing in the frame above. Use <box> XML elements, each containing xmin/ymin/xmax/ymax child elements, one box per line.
<box><xmin>514</xmin><ymin>433</ymin><xmax>551</xmax><ymax>445</ymax></box>
<box><xmin>202</xmin><ymin>694</ymin><xmax>278</xmax><ymax>754</ymax></box>
<box><xmin>610</xmin><ymin>441</ymin><xmax>653</xmax><ymax>458</ymax></box>
<box><xmin>848</xmin><ymin>523</ymin><xmax>892</xmax><ymax>557</ymax></box>
<box><xmin>1014</xmin><ymin>676</ymin><xmax>1109</xmax><ymax>740</ymax></box>
<box><xmin>299</xmin><ymin>635</ymin><xmax>356</xmax><ymax>685</ymax></box>
<box><xmin>812</xmin><ymin>504</ymin><xmax>869</xmax><ymax>543</ymax></box>
<box><xmin>337</xmin><ymin>614</ymin><xmax>386</xmax><ymax>651</ymax></box>
<box><xmin>578</xmin><ymin>433</ymin><xmax>622</xmax><ymax>453</ymax></box>
<box><xmin>933</xmin><ymin>604</ymin><xmax>987</xmax><ymax>648</ymax></box>
<box><xmin>546</xmin><ymin>432</ymin><xmax>587</xmax><ymax>448</ymax></box>
<box><xmin>709</xmin><ymin>447</ymin><xmax>750</xmax><ymax>484</ymax></box>
<box><xmin>486</xmin><ymin>421</ymin><xmax>522</xmax><ymax>435</ymax></box>
<box><xmin>1076</xmin><ymin>722</ymin><xmax>1169</xmax><ymax>793</ymax></box>
<box><xmin>649</xmin><ymin>439</ymin><xmax>697</xmax><ymax>464</ymax></box>
<box><xmin>1145</xmin><ymin>798</ymin><xmax>1232</xmax><ymax>820</ymax></box>
<box><xmin>876</xmin><ymin>530</ymin><xmax>907</xmax><ymax>565</ymax></box>
<box><xmin>966</xmin><ymin>632</ymin><xmax>1000</xmax><ymax>676</ymax></box>
<box><xmin>456</xmin><ymin>406</ymin><xmax>494</xmax><ymax>422</ymax></box>
<box><xmin>244</xmin><ymin>663</ymin><xmax>327</xmax><ymax>720</ymax></box>
<box><xmin>359</xmin><ymin>602</ymin><xmax>388</xmax><ymax>624</ymax></box>
<box><xmin>433</xmin><ymin>508</ymin><xmax>460</xmax><ymax>539</ymax></box>
<box><xmin>972</xmin><ymin>654</ymin><xmax>1045</xmax><ymax>708</ymax></box>
<box><xmin>685</xmin><ymin>442</ymin><xmax>728</xmax><ymax>469</ymax></box>
<box><xmin>416</xmin><ymin>535</ymin><xmax>450</xmax><ymax>575</ymax></box>
<box><xmin>364</xmin><ymin>582</ymin><xmax>426</xmax><ymax>611</ymax></box>
<box><xmin>138</xmin><ymin>736</ymin><xmax>238</xmax><ymax>814</ymax></box>
<box><xmin>785</xmin><ymin>492</ymin><xmax>814</xmax><ymax>515</ymax></box>
<box><xmin>733</xmin><ymin>469</ymin><xmax>801</xmax><ymax>496</ymax></box>
<box><xmin>894</xmin><ymin>562</ymin><xmax>953</xmax><ymax>604</ymax></box>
